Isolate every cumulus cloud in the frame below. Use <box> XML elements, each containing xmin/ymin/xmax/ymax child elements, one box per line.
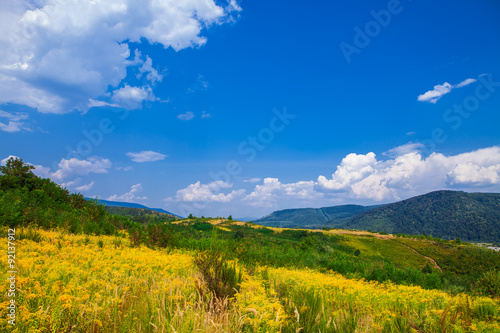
<box><xmin>243</xmin><ymin>178</ymin><xmax>321</xmax><ymax>208</ymax></box>
<box><xmin>61</xmin><ymin>178</ymin><xmax>80</xmax><ymax>189</ymax></box>
<box><xmin>168</xmin><ymin>180</ymin><xmax>245</xmax><ymax>203</ymax></box>
<box><xmin>0</xmin><ymin>0</ymin><xmax>241</xmax><ymax>114</ymax></box>
<box><xmin>112</xmin><ymin>85</ymin><xmax>156</xmax><ymax>110</ymax></box>
<box><xmin>447</xmin><ymin>163</ymin><xmax>500</xmax><ymax>186</ymax></box>
<box><xmin>51</xmin><ymin>157</ymin><xmax>112</xmax><ymax>180</ymax></box>
<box><xmin>1</xmin><ymin>155</ymin><xmax>21</xmax><ymax>166</ymax></box>
<box><xmin>137</xmin><ymin>55</ymin><xmax>163</xmax><ymax>85</ymax></box>
<box><xmin>76</xmin><ymin>181</ymin><xmax>95</xmax><ymax>192</ymax></box>
<box><xmin>0</xmin><ymin>110</ymin><xmax>29</xmax><ymax>132</ymax></box>
<box><xmin>317</xmin><ymin>146</ymin><xmax>500</xmax><ymax>201</ymax></box>
<box><xmin>177</xmin><ymin>111</ymin><xmax>195</xmax><ymax>121</ymax></box>
<box><xmin>418</xmin><ymin>78</ymin><xmax>477</xmax><ymax>104</ymax></box>
<box><xmin>126</xmin><ymin>151</ymin><xmax>167</xmax><ymax>163</ymax></box>
<box><xmin>108</xmin><ymin>183</ymin><xmax>147</xmax><ymax>202</ymax></box>
<box><xmin>162</xmin><ymin>146</ymin><xmax>500</xmax><ymax>215</ymax></box>
<box><xmin>383</xmin><ymin>142</ymin><xmax>424</xmax><ymax>157</ymax></box>
<box><xmin>1</xmin><ymin>154</ymin><xmax>53</xmax><ymax>179</ymax></box>
<box><xmin>317</xmin><ymin>153</ymin><xmax>377</xmax><ymax>191</ymax></box>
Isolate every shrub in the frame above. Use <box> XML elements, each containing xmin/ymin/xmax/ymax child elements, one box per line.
<box><xmin>475</xmin><ymin>270</ymin><xmax>500</xmax><ymax>297</ymax></box>
<box><xmin>194</xmin><ymin>233</ymin><xmax>242</xmax><ymax>302</ymax></box>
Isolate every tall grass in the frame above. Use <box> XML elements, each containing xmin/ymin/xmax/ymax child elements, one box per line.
<box><xmin>1</xmin><ymin>227</ymin><xmax>498</xmax><ymax>332</ymax></box>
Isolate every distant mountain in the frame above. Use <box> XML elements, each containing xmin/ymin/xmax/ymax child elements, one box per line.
<box><xmin>255</xmin><ymin>204</ymin><xmax>382</xmax><ymax>229</ymax></box>
<box><xmin>86</xmin><ymin>198</ymin><xmax>182</xmax><ymax>218</ymax></box>
<box><xmin>345</xmin><ymin>191</ymin><xmax>500</xmax><ymax>242</ymax></box>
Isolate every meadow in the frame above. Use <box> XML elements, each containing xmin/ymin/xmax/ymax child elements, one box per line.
<box><xmin>1</xmin><ymin>226</ymin><xmax>499</xmax><ymax>333</ymax></box>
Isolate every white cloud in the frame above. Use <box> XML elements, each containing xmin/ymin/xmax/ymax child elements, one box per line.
<box><xmin>0</xmin><ymin>0</ymin><xmax>241</xmax><ymax>114</ymax></box>
<box><xmin>243</xmin><ymin>177</ymin><xmax>261</xmax><ymax>183</ymax></box>
<box><xmin>137</xmin><ymin>56</ymin><xmax>163</xmax><ymax>85</ymax></box>
<box><xmin>317</xmin><ymin>146</ymin><xmax>500</xmax><ymax>201</ymax></box>
<box><xmin>116</xmin><ymin>166</ymin><xmax>133</xmax><ymax>171</ymax></box>
<box><xmin>87</xmin><ymin>99</ymin><xmax>119</xmax><ymax>109</ymax></box>
<box><xmin>61</xmin><ymin>178</ymin><xmax>80</xmax><ymax>189</ymax></box>
<box><xmin>126</xmin><ymin>151</ymin><xmax>167</xmax><ymax>163</ymax></box>
<box><xmin>455</xmin><ymin>78</ymin><xmax>477</xmax><ymax>88</ymax></box>
<box><xmin>201</xmin><ymin>110</ymin><xmax>212</xmax><ymax>119</ymax></box>
<box><xmin>0</xmin><ymin>110</ymin><xmax>29</xmax><ymax>132</ymax></box>
<box><xmin>228</xmin><ymin>0</ymin><xmax>243</xmax><ymax>12</ymax></box>
<box><xmin>188</xmin><ymin>74</ymin><xmax>209</xmax><ymax>93</ymax></box>
<box><xmin>75</xmin><ymin>181</ymin><xmax>94</xmax><ymax>192</ymax></box>
<box><xmin>168</xmin><ymin>180</ymin><xmax>245</xmax><ymax>203</ymax></box>
<box><xmin>177</xmin><ymin>111</ymin><xmax>195</xmax><ymax>121</ymax></box>
<box><xmin>383</xmin><ymin>142</ymin><xmax>424</xmax><ymax>157</ymax></box>
<box><xmin>1</xmin><ymin>154</ymin><xmax>54</xmax><ymax>179</ymax></box>
<box><xmin>243</xmin><ymin>178</ymin><xmax>321</xmax><ymax>208</ymax></box>
<box><xmin>108</xmin><ymin>183</ymin><xmax>147</xmax><ymax>202</ymax></box>
<box><xmin>112</xmin><ymin>85</ymin><xmax>156</xmax><ymax>110</ymax></box>
<box><xmin>1</xmin><ymin>155</ymin><xmax>21</xmax><ymax>166</ymax></box>
<box><xmin>52</xmin><ymin>157</ymin><xmax>112</xmax><ymax>180</ymax></box>
<box><xmin>447</xmin><ymin>163</ymin><xmax>500</xmax><ymax>186</ymax></box>
<box><xmin>1</xmin><ymin>155</ymin><xmax>110</xmax><ymax>192</ymax></box>
<box><xmin>418</xmin><ymin>78</ymin><xmax>477</xmax><ymax>103</ymax></box>
<box><xmin>317</xmin><ymin>152</ymin><xmax>377</xmax><ymax>191</ymax></box>
<box><xmin>162</xmin><ymin>146</ymin><xmax>500</xmax><ymax>216</ymax></box>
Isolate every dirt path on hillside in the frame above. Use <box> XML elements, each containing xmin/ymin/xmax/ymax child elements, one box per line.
<box><xmin>391</xmin><ymin>240</ymin><xmax>443</xmax><ymax>272</ymax></box>
<box><xmin>326</xmin><ymin>229</ymin><xmax>395</xmax><ymax>239</ymax></box>
<box><xmin>324</xmin><ymin>229</ymin><xmax>443</xmax><ymax>272</ymax></box>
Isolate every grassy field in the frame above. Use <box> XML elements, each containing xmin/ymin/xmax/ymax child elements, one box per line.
<box><xmin>1</xmin><ymin>227</ymin><xmax>499</xmax><ymax>332</ymax></box>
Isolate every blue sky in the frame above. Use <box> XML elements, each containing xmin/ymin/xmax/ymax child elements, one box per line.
<box><xmin>1</xmin><ymin>0</ymin><xmax>500</xmax><ymax>219</ymax></box>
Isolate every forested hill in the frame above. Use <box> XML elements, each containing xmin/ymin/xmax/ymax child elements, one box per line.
<box><xmin>345</xmin><ymin>191</ymin><xmax>500</xmax><ymax>242</ymax></box>
<box><xmin>255</xmin><ymin>204</ymin><xmax>381</xmax><ymax>228</ymax></box>
<box><xmin>90</xmin><ymin>198</ymin><xmax>181</xmax><ymax>218</ymax></box>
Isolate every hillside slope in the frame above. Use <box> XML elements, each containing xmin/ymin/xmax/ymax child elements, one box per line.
<box><xmin>255</xmin><ymin>204</ymin><xmax>381</xmax><ymax>228</ymax></box>
<box><xmin>104</xmin><ymin>206</ymin><xmax>179</xmax><ymax>223</ymax></box>
<box><xmin>89</xmin><ymin>198</ymin><xmax>182</xmax><ymax>218</ymax></box>
<box><xmin>345</xmin><ymin>191</ymin><xmax>500</xmax><ymax>242</ymax></box>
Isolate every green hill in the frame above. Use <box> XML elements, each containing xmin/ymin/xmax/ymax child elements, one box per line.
<box><xmin>345</xmin><ymin>190</ymin><xmax>500</xmax><ymax>242</ymax></box>
<box><xmin>104</xmin><ymin>205</ymin><xmax>179</xmax><ymax>223</ymax></box>
<box><xmin>92</xmin><ymin>198</ymin><xmax>182</xmax><ymax>217</ymax></box>
<box><xmin>255</xmin><ymin>204</ymin><xmax>381</xmax><ymax>228</ymax></box>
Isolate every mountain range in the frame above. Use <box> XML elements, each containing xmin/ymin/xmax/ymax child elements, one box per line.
<box><xmin>86</xmin><ymin>198</ymin><xmax>182</xmax><ymax>218</ymax></box>
<box><xmin>255</xmin><ymin>191</ymin><xmax>500</xmax><ymax>243</ymax></box>
<box><xmin>254</xmin><ymin>204</ymin><xmax>382</xmax><ymax>229</ymax></box>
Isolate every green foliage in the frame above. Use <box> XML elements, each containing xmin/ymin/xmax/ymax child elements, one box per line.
<box><xmin>0</xmin><ymin>157</ymin><xmax>36</xmax><ymax>190</ymax></box>
<box><xmin>255</xmin><ymin>204</ymin><xmax>380</xmax><ymax>229</ymax></box>
<box><xmin>475</xmin><ymin>270</ymin><xmax>500</xmax><ymax>297</ymax></box>
<box><xmin>104</xmin><ymin>206</ymin><xmax>177</xmax><ymax>223</ymax></box>
<box><xmin>347</xmin><ymin>190</ymin><xmax>500</xmax><ymax>242</ymax></box>
<box><xmin>422</xmin><ymin>263</ymin><xmax>433</xmax><ymax>274</ymax></box>
<box><xmin>194</xmin><ymin>232</ymin><xmax>242</xmax><ymax>301</ymax></box>
<box><xmin>193</xmin><ymin>222</ymin><xmax>213</xmax><ymax>231</ymax></box>
<box><xmin>0</xmin><ymin>157</ymin><xmax>138</xmax><ymax>236</ymax></box>
<box><xmin>353</xmin><ymin>249</ymin><xmax>360</xmax><ymax>257</ymax></box>
<box><xmin>227</xmin><ymin>215</ymin><xmax>233</xmax><ymax>221</ymax></box>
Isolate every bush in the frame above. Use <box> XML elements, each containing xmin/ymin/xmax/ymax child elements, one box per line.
<box><xmin>195</xmin><ymin>249</ymin><xmax>242</xmax><ymax>301</ymax></box>
<box><xmin>194</xmin><ymin>232</ymin><xmax>242</xmax><ymax>302</ymax></box>
<box><xmin>475</xmin><ymin>270</ymin><xmax>500</xmax><ymax>297</ymax></box>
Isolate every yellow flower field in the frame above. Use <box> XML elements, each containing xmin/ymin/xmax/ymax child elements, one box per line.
<box><xmin>1</xmin><ymin>228</ymin><xmax>499</xmax><ymax>332</ymax></box>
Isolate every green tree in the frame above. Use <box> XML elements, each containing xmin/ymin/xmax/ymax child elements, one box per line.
<box><xmin>227</xmin><ymin>215</ymin><xmax>233</xmax><ymax>221</ymax></box>
<box><xmin>0</xmin><ymin>157</ymin><xmax>36</xmax><ymax>190</ymax></box>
